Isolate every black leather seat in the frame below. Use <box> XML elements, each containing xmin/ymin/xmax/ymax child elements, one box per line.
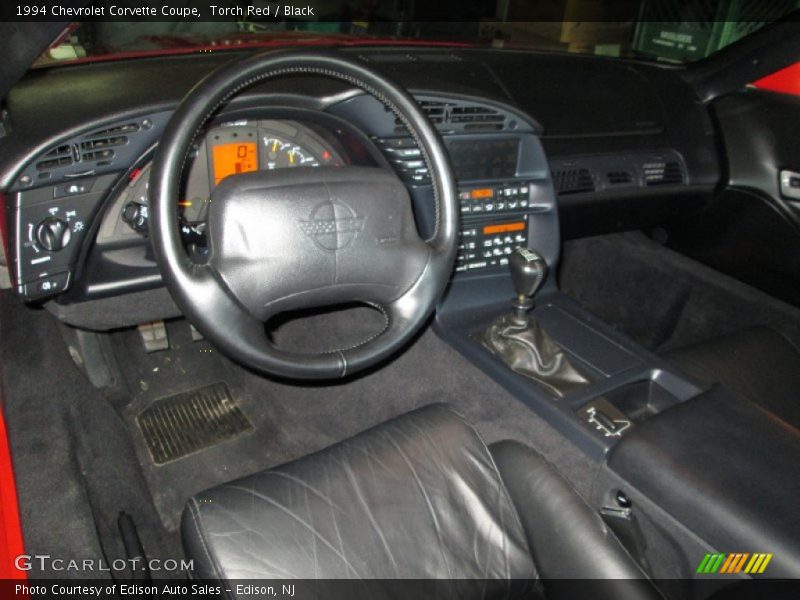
<box><xmin>664</xmin><ymin>326</ymin><xmax>800</xmax><ymax>429</ymax></box>
<box><xmin>182</xmin><ymin>404</ymin><xmax>658</xmax><ymax>599</ymax></box>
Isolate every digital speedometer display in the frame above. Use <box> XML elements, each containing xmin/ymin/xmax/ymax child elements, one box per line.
<box><xmin>211</xmin><ymin>142</ymin><xmax>258</xmax><ymax>185</ymax></box>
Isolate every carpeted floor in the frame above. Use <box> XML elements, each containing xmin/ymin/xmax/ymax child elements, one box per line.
<box><xmin>559</xmin><ymin>232</ymin><xmax>800</xmax><ymax>353</ymax></box>
<box><xmin>0</xmin><ymin>292</ymin><xmax>180</xmax><ymax>580</ymax></box>
<box><xmin>1</xmin><ymin>292</ymin><xmax>596</xmax><ymax>578</ymax></box>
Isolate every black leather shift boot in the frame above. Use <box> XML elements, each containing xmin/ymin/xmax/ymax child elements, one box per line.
<box><xmin>482</xmin><ymin>313</ymin><xmax>591</xmax><ymax>397</ymax></box>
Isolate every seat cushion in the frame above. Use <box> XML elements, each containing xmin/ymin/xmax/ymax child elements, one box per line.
<box><xmin>664</xmin><ymin>326</ymin><xmax>800</xmax><ymax>428</ymax></box>
<box><xmin>182</xmin><ymin>404</ymin><xmax>537</xmax><ymax>587</ymax></box>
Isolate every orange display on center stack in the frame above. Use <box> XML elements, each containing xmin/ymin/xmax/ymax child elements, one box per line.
<box><xmin>212</xmin><ymin>142</ymin><xmax>258</xmax><ymax>185</ymax></box>
<box><xmin>482</xmin><ymin>221</ymin><xmax>526</xmax><ymax>235</ymax></box>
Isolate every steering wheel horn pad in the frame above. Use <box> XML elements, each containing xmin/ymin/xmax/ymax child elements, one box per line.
<box><xmin>206</xmin><ymin>167</ymin><xmax>431</xmax><ymax>321</ymax></box>
<box><xmin>150</xmin><ymin>49</ymin><xmax>458</xmax><ymax>379</ymax></box>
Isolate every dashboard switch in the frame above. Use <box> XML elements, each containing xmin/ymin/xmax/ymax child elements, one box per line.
<box><xmin>122</xmin><ymin>201</ymin><xmax>149</xmax><ymax>233</ymax></box>
<box><xmin>35</xmin><ymin>217</ymin><xmax>72</xmax><ymax>251</ymax></box>
<box><xmin>22</xmin><ymin>271</ymin><xmax>70</xmax><ymax>301</ymax></box>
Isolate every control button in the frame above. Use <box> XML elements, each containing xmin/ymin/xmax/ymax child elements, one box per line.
<box><xmin>23</xmin><ymin>271</ymin><xmax>70</xmax><ymax>300</ymax></box>
<box><xmin>399</xmin><ymin>160</ymin><xmax>423</xmax><ymax>169</ymax></box>
<box><xmin>122</xmin><ymin>201</ymin><xmax>149</xmax><ymax>233</ymax></box>
<box><xmin>35</xmin><ymin>217</ymin><xmax>72</xmax><ymax>251</ymax></box>
<box><xmin>53</xmin><ymin>179</ymin><xmax>96</xmax><ymax>198</ymax></box>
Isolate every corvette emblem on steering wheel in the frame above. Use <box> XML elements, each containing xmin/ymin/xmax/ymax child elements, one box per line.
<box><xmin>299</xmin><ymin>201</ymin><xmax>365</xmax><ymax>252</ymax></box>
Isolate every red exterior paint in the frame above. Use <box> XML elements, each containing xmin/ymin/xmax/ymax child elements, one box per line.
<box><xmin>0</xmin><ymin>398</ymin><xmax>25</xmax><ymax>579</ymax></box>
<box><xmin>753</xmin><ymin>62</ymin><xmax>800</xmax><ymax>96</ymax></box>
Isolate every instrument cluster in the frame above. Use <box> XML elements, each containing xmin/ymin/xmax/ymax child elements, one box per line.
<box><xmin>117</xmin><ymin>119</ymin><xmax>344</xmax><ymax>238</ymax></box>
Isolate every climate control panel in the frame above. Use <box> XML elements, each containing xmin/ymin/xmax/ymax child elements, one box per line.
<box><xmin>458</xmin><ymin>182</ymin><xmax>533</xmax><ymax>215</ymax></box>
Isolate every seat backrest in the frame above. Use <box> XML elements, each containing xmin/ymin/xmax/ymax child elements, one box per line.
<box><xmin>182</xmin><ymin>404</ymin><xmax>539</xmax><ymax>595</ymax></box>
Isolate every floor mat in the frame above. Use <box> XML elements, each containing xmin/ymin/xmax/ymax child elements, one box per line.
<box><xmin>136</xmin><ymin>383</ymin><xmax>253</xmax><ymax>465</ymax></box>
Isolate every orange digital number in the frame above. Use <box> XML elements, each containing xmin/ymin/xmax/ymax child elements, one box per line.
<box><xmin>212</xmin><ymin>142</ymin><xmax>258</xmax><ymax>185</ymax></box>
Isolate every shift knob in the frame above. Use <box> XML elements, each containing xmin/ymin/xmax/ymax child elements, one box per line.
<box><xmin>509</xmin><ymin>248</ymin><xmax>547</xmax><ymax>300</ymax></box>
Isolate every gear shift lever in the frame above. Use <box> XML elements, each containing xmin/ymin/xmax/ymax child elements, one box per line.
<box><xmin>509</xmin><ymin>248</ymin><xmax>547</xmax><ymax>324</ymax></box>
<box><xmin>481</xmin><ymin>247</ymin><xmax>590</xmax><ymax>398</ymax></box>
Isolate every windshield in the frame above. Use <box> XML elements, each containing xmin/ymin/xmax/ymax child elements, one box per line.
<box><xmin>32</xmin><ymin>1</ymin><xmax>799</xmax><ymax>67</ymax></box>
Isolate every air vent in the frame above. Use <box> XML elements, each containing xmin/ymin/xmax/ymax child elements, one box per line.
<box><xmin>90</xmin><ymin>123</ymin><xmax>140</xmax><ymax>136</ymax></box>
<box><xmin>35</xmin><ymin>145</ymin><xmax>74</xmax><ymax>171</ymax></box>
<box><xmin>552</xmin><ymin>168</ymin><xmax>595</xmax><ymax>195</ymax></box>
<box><xmin>79</xmin><ymin>123</ymin><xmax>136</xmax><ymax>162</ymax></box>
<box><xmin>606</xmin><ymin>170</ymin><xmax>633</xmax><ymax>185</ymax></box>
<box><xmin>643</xmin><ymin>161</ymin><xmax>684</xmax><ymax>186</ymax></box>
<box><xmin>392</xmin><ymin>100</ymin><xmax>505</xmax><ymax>132</ymax></box>
<box><xmin>450</xmin><ymin>105</ymin><xmax>505</xmax><ymax>130</ymax></box>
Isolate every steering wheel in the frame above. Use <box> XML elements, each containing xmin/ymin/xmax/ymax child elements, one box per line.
<box><xmin>149</xmin><ymin>49</ymin><xmax>458</xmax><ymax>380</ymax></box>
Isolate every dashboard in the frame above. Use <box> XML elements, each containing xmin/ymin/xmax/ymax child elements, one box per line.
<box><xmin>0</xmin><ymin>48</ymin><xmax>721</xmax><ymax>328</ymax></box>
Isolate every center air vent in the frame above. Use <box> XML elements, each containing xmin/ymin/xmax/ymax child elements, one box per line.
<box><xmin>391</xmin><ymin>99</ymin><xmax>506</xmax><ymax>133</ymax></box>
<box><xmin>552</xmin><ymin>168</ymin><xmax>595</xmax><ymax>195</ymax></box>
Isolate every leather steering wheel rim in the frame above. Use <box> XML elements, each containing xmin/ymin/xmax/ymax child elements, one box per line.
<box><xmin>150</xmin><ymin>49</ymin><xmax>458</xmax><ymax>380</ymax></box>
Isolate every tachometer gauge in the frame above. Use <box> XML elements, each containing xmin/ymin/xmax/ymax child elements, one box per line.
<box><xmin>264</xmin><ymin>136</ymin><xmax>320</xmax><ymax>169</ymax></box>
